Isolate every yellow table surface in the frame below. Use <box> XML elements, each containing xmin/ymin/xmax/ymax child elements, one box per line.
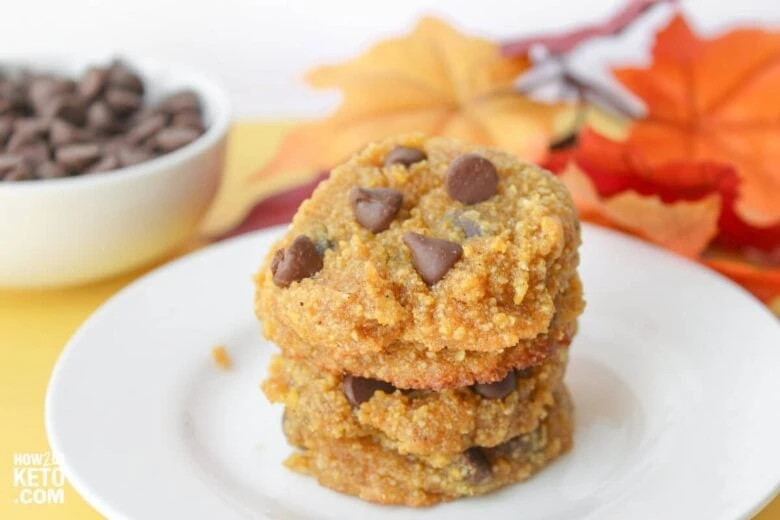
<box><xmin>1</xmin><ymin>122</ymin><xmax>778</xmax><ymax>519</ymax></box>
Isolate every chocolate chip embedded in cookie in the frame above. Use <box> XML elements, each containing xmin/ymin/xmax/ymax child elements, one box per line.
<box><xmin>271</xmin><ymin>235</ymin><xmax>323</xmax><ymax>288</ymax></box>
<box><xmin>463</xmin><ymin>447</ymin><xmax>492</xmax><ymax>484</ymax></box>
<box><xmin>403</xmin><ymin>232</ymin><xmax>463</xmax><ymax>285</ymax></box>
<box><xmin>342</xmin><ymin>375</ymin><xmax>396</xmax><ymax>406</ymax></box>
<box><xmin>446</xmin><ymin>153</ymin><xmax>498</xmax><ymax>204</ymax></box>
<box><xmin>349</xmin><ymin>187</ymin><xmax>403</xmax><ymax>233</ymax></box>
<box><xmin>384</xmin><ymin>146</ymin><xmax>426</xmax><ymax>167</ymax></box>
<box><xmin>472</xmin><ymin>370</ymin><xmax>517</xmax><ymax>399</ymax></box>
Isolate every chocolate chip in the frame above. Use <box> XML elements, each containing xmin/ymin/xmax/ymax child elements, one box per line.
<box><xmin>86</xmin><ymin>153</ymin><xmax>119</xmax><ymax>173</ymax></box>
<box><xmin>5</xmin><ymin>133</ymin><xmax>31</xmax><ymax>153</ymax></box>
<box><xmin>28</xmin><ymin>78</ymin><xmax>74</xmax><ymax>114</ymax></box>
<box><xmin>2</xmin><ymin>159</ymin><xmax>34</xmax><ymax>181</ymax></box>
<box><xmin>7</xmin><ymin>118</ymin><xmax>47</xmax><ymax>151</ymax></box>
<box><xmin>172</xmin><ymin>110</ymin><xmax>204</xmax><ymax>131</ymax></box>
<box><xmin>86</xmin><ymin>101</ymin><xmax>118</xmax><ymax>133</ymax></box>
<box><xmin>107</xmin><ymin>63</ymin><xmax>144</xmax><ymax>95</ymax></box>
<box><xmin>40</xmin><ymin>95</ymin><xmax>86</xmax><ymax>126</ymax></box>
<box><xmin>78</xmin><ymin>67</ymin><xmax>109</xmax><ymax>101</ymax></box>
<box><xmin>159</xmin><ymin>91</ymin><xmax>199</xmax><ymax>114</ymax></box>
<box><xmin>0</xmin><ymin>155</ymin><xmax>22</xmax><ymax>174</ymax></box>
<box><xmin>489</xmin><ymin>434</ymin><xmax>530</xmax><ymax>458</ymax></box>
<box><xmin>349</xmin><ymin>187</ymin><xmax>403</xmax><ymax>233</ymax></box>
<box><xmin>0</xmin><ymin>98</ymin><xmax>12</xmax><ymax>117</ymax></box>
<box><xmin>105</xmin><ymin>88</ymin><xmax>142</xmax><ymax>116</ymax></box>
<box><xmin>270</xmin><ymin>249</ymin><xmax>284</xmax><ymax>273</ymax></box>
<box><xmin>101</xmin><ymin>136</ymin><xmax>127</xmax><ymax>155</ymax></box>
<box><xmin>56</xmin><ymin>143</ymin><xmax>101</xmax><ymax>172</ymax></box>
<box><xmin>50</xmin><ymin>119</ymin><xmax>86</xmax><ymax>147</ymax></box>
<box><xmin>446</xmin><ymin>154</ymin><xmax>499</xmax><ymax>204</ymax></box>
<box><xmin>117</xmin><ymin>146</ymin><xmax>153</xmax><ymax>167</ymax></box>
<box><xmin>271</xmin><ymin>235</ymin><xmax>324</xmax><ymax>288</ymax></box>
<box><xmin>498</xmin><ymin>427</ymin><xmax>547</xmax><ymax>458</ymax></box>
<box><xmin>402</xmin><ymin>232</ymin><xmax>463</xmax><ymax>285</ymax></box>
<box><xmin>0</xmin><ymin>85</ymin><xmax>23</xmax><ymax>111</ymax></box>
<box><xmin>463</xmin><ymin>447</ymin><xmax>492</xmax><ymax>484</ymax></box>
<box><xmin>14</xmin><ymin>141</ymin><xmax>50</xmax><ymax>163</ymax></box>
<box><xmin>342</xmin><ymin>375</ymin><xmax>396</xmax><ymax>406</ymax></box>
<box><xmin>0</xmin><ymin>116</ymin><xmax>13</xmax><ymax>145</ymax></box>
<box><xmin>384</xmin><ymin>146</ymin><xmax>426</xmax><ymax>167</ymax></box>
<box><xmin>35</xmin><ymin>161</ymin><xmax>67</xmax><ymax>179</ymax></box>
<box><xmin>126</xmin><ymin>114</ymin><xmax>166</xmax><ymax>145</ymax></box>
<box><xmin>472</xmin><ymin>370</ymin><xmax>517</xmax><ymax>399</ymax></box>
<box><xmin>154</xmin><ymin>127</ymin><xmax>200</xmax><ymax>152</ymax></box>
<box><xmin>125</xmin><ymin>106</ymin><xmax>152</xmax><ymax>122</ymax></box>
<box><xmin>13</xmin><ymin>117</ymin><xmax>48</xmax><ymax>137</ymax></box>
<box><xmin>140</xmin><ymin>136</ymin><xmax>159</xmax><ymax>152</ymax></box>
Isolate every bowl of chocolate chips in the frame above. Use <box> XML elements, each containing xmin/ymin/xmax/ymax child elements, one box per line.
<box><xmin>0</xmin><ymin>57</ymin><xmax>230</xmax><ymax>288</ymax></box>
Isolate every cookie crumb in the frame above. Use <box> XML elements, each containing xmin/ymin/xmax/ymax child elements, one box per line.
<box><xmin>211</xmin><ymin>345</ymin><xmax>232</xmax><ymax>370</ymax></box>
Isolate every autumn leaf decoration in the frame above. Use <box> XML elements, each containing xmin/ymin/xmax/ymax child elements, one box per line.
<box><xmin>542</xmin><ymin>14</ymin><xmax>780</xmax><ymax>307</ymax></box>
<box><xmin>242</xmin><ymin>7</ymin><xmax>779</xmax><ymax>312</ymax></box>
<box><xmin>255</xmin><ymin>17</ymin><xmax>565</xmax><ymax>180</ymax></box>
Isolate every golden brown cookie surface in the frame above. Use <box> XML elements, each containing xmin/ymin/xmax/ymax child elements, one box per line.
<box><xmin>263</xmin><ymin>273</ymin><xmax>582</xmax><ymax>389</ymax></box>
<box><xmin>255</xmin><ymin>134</ymin><xmax>580</xmax><ymax>358</ymax></box>
<box><xmin>283</xmin><ymin>386</ymin><xmax>574</xmax><ymax>507</ymax></box>
<box><xmin>263</xmin><ymin>347</ymin><xmax>567</xmax><ymax>456</ymax></box>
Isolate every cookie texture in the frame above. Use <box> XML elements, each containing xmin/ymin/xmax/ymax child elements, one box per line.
<box><xmin>263</xmin><ymin>273</ymin><xmax>582</xmax><ymax>389</ymax></box>
<box><xmin>255</xmin><ymin>134</ymin><xmax>580</xmax><ymax>357</ymax></box>
<box><xmin>263</xmin><ymin>347</ymin><xmax>567</xmax><ymax>456</ymax></box>
<box><xmin>283</xmin><ymin>386</ymin><xmax>574</xmax><ymax>507</ymax></box>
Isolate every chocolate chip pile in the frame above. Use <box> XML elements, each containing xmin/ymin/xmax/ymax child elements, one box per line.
<box><xmin>0</xmin><ymin>60</ymin><xmax>206</xmax><ymax>182</ymax></box>
<box><xmin>259</xmin><ymin>136</ymin><xmax>584</xmax><ymax>505</ymax></box>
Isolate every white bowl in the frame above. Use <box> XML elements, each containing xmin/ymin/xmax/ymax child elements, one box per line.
<box><xmin>0</xmin><ymin>56</ymin><xmax>230</xmax><ymax>288</ymax></box>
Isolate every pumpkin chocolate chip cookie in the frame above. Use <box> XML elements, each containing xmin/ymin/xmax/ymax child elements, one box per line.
<box><xmin>282</xmin><ymin>386</ymin><xmax>574</xmax><ymax>507</ymax></box>
<box><xmin>255</xmin><ymin>133</ymin><xmax>581</xmax><ymax>360</ymax></box>
<box><xmin>262</xmin><ymin>272</ymin><xmax>582</xmax><ymax>389</ymax></box>
<box><xmin>256</xmin><ymin>134</ymin><xmax>584</xmax><ymax>506</ymax></box>
<box><xmin>263</xmin><ymin>346</ymin><xmax>568</xmax><ymax>456</ymax></box>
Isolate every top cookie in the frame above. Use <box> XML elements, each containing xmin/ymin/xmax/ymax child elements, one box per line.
<box><xmin>256</xmin><ymin>134</ymin><xmax>580</xmax><ymax>356</ymax></box>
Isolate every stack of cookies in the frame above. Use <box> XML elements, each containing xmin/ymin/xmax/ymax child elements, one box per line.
<box><xmin>257</xmin><ymin>135</ymin><xmax>584</xmax><ymax>506</ymax></box>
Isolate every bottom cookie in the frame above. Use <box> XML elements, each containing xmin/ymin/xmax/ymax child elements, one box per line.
<box><xmin>282</xmin><ymin>386</ymin><xmax>574</xmax><ymax>507</ymax></box>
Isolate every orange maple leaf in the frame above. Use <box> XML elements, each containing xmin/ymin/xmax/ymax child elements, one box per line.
<box><xmin>546</xmin><ymin>125</ymin><xmax>780</xmax><ymax>302</ymax></box>
<box><xmin>546</xmin><ymin>128</ymin><xmax>780</xmax><ymax>251</ymax></box>
<box><xmin>614</xmin><ymin>15</ymin><xmax>780</xmax><ymax>227</ymax></box>
<box><xmin>256</xmin><ymin>17</ymin><xmax>564</xmax><ymax>179</ymax></box>
<box><xmin>559</xmin><ymin>164</ymin><xmax>720</xmax><ymax>257</ymax></box>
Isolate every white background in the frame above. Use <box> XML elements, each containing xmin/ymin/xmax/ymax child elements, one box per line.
<box><xmin>1</xmin><ymin>0</ymin><xmax>777</xmax><ymax>118</ymax></box>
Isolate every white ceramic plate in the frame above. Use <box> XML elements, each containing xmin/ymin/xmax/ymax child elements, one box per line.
<box><xmin>46</xmin><ymin>225</ymin><xmax>780</xmax><ymax>520</ymax></box>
